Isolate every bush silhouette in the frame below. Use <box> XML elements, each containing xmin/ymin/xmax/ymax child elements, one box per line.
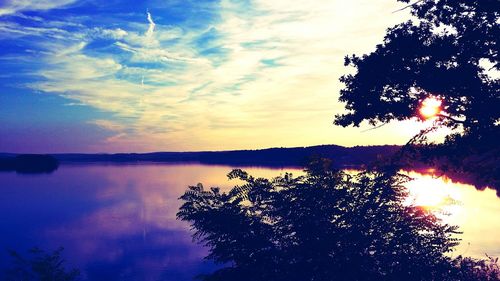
<box><xmin>4</xmin><ymin>247</ymin><xmax>80</xmax><ymax>281</ymax></box>
<box><xmin>178</xmin><ymin>159</ymin><xmax>468</xmax><ymax>281</ymax></box>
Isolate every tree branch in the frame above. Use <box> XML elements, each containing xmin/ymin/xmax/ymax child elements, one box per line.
<box><xmin>361</xmin><ymin>123</ymin><xmax>388</xmax><ymax>132</ymax></box>
<box><xmin>392</xmin><ymin>0</ymin><xmax>425</xmax><ymax>13</ymax></box>
<box><xmin>436</xmin><ymin>113</ymin><xmax>467</xmax><ymax>124</ymax></box>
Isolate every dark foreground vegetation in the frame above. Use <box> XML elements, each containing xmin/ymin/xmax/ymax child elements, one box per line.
<box><xmin>178</xmin><ymin>159</ymin><xmax>500</xmax><ymax>281</ymax></box>
<box><xmin>3</xmin><ymin>248</ymin><xmax>80</xmax><ymax>281</ymax></box>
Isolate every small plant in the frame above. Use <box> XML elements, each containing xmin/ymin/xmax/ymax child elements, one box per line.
<box><xmin>4</xmin><ymin>247</ymin><xmax>80</xmax><ymax>281</ymax></box>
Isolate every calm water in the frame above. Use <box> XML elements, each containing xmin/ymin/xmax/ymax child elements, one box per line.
<box><xmin>0</xmin><ymin>163</ymin><xmax>499</xmax><ymax>280</ymax></box>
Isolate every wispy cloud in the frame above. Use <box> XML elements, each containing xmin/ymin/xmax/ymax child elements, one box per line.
<box><xmin>0</xmin><ymin>0</ymin><xmax>78</xmax><ymax>16</ymax></box>
<box><xmin>1</xmin><ymin>0</ymin><xmax>423</xmax><ymax>152</ymax></box>
<box><xmin>145</xmin><ymin>10</ymin><xmax>155</xmax><ymax>39</ymax></box>
<box><xmin>98</xmin><ymin>28</ymin><xmax>128</xmax><ymax>40</ymax></box>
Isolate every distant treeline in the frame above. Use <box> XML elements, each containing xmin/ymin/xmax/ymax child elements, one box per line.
<box><xmin>47</xmin><ymin>145</ymin><xmax>401</xmax><ymax>168</ymax></box>
<box><xmin>0</xmin><ymin>154</ymin><xmax>59</xmax><ymax>174</ymax></box>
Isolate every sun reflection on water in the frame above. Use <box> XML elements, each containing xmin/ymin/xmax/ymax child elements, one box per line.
<box><xmin>402</xmin><ymin>169</ymin><xmax>500</xmax><ymax>258</ymax></box>
<box><xmin>1</xmin><ymin>163</ymin><xmax>499</xmax><ymax>278</ymax></box>
<box><xmin>404</xmin><ymin>171</ymin><xmax>463</xmax><ymax>214</ymax></box>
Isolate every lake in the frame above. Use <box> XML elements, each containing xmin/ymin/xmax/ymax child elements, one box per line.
<box><xmin>1</xmin><ymin>163</ymin><xmax>499</xmax><ymax>280</ymax></box>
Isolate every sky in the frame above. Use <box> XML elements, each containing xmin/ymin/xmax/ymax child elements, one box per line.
<box><xmin>0</xmin><ymin>0</ymin><xmax>430</xmax><ymax>153</ymax></box>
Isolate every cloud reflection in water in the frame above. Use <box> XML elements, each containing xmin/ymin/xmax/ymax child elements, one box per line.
<box><xmin>0</xmin><ymin>164</ymin><xmax>499</xmax><ymax>280</ymax></box>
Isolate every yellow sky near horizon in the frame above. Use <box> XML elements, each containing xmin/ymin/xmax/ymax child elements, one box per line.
<box><xmin>1</xmin><ymin>0</ymin><xmax>454</xmax><ymax>153</ymax></box>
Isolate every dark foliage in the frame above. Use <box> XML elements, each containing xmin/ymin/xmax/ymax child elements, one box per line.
<box><xmin>177</xmin><ymin>159</ymin><xmax>471</xmax><ymax>281</ymax></box>
<box><xmin>4</xmin><ymin>247</ymin><xmax>80</xmax><ymax>281</ymax></box>
<box><xmin>334</xmin><ymin>0</ymin><xmax>499</xmax><ymax>193</ymax></box>
<box><xmin>396</xmin><ymin>127</ymin><xmax>500</xmax><ymax>194</ymax></box>
<box><xmin>450</xmin><ymin>255</ymin><xmax>500</xmax><ymax>281</ymax></box>
<box><xmin>335</xmin><ymin>0</ymin><xmax>498</xmax><ymax>136</ymax></box>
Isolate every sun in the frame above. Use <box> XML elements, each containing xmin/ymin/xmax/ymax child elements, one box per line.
<box><xmin>419</xmin><ymin>97</ymin><xmax>442</xmax><ymax>119</ymax></box>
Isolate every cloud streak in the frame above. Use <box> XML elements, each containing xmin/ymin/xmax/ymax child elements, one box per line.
<box><xmin>145</xmin><ymin>10</ymin><xmax>155</xmax><ymax>39</ymax></box>
<box><xmin>0</xmin><ymin>0</ymin><xmax>77</xmax><ymax>16</ymax></box>
<box><xmin>0</xmin><ymin>0</ymin><xmax>426</xmax><ymax>152</ymax></box>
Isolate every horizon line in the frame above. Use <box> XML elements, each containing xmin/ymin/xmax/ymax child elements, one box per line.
<box><xmin>0</xmin><ymin>143</ymin><xmax>403</xmax><ymax>155</ymax></box>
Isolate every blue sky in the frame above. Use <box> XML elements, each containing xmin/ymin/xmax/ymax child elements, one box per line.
<box><xmin>0</xmin><ymin>0</ymin><xmax>428</xmax><ymax>153</ymax></box>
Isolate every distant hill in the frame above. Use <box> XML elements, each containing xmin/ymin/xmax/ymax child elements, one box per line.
<box><xmin>46</xmin><ymin>145</ymin><xmax>401</xmax><ymax>168</ymax></box>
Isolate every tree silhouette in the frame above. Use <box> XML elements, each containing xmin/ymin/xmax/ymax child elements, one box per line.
<box><xmin>178</xmin><ymin>159</ymin><xmax>467</xmax><ymax>281</ymax></box>
<box><xmin>335</xmin><ymin>0</ymin><xmax>498</xmax><ymax>136</ymax></box>
<box><xmin>334</xmin><ymin>0</ymin><xmax>499</xmax><ymax>190</ymax></box>
<box><xmin>177</xmin><ymin>2</ymin><xmax>500</xmax><ymax>280</ymax></box>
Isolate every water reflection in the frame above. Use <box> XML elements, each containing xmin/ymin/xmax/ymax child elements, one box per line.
<box><xmin>404</xmin><ymin>170</ymin><xmax>500</xmax><ymax>258</ymax></box>
<box><xmin>0</xmin><ymin>163</ymin><xmax>499</xmax><ymax>280</ymax></box>
<box><xmin>0</xmin><ymin>164</ymin><xmax>291</xmax><ymax>281</ymax></box>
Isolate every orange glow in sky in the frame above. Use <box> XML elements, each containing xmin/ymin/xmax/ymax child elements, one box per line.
<box><xmin>419</xmin><ymin>97</ymin><xmax>442</xmax><ymax>119</ymax></box>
